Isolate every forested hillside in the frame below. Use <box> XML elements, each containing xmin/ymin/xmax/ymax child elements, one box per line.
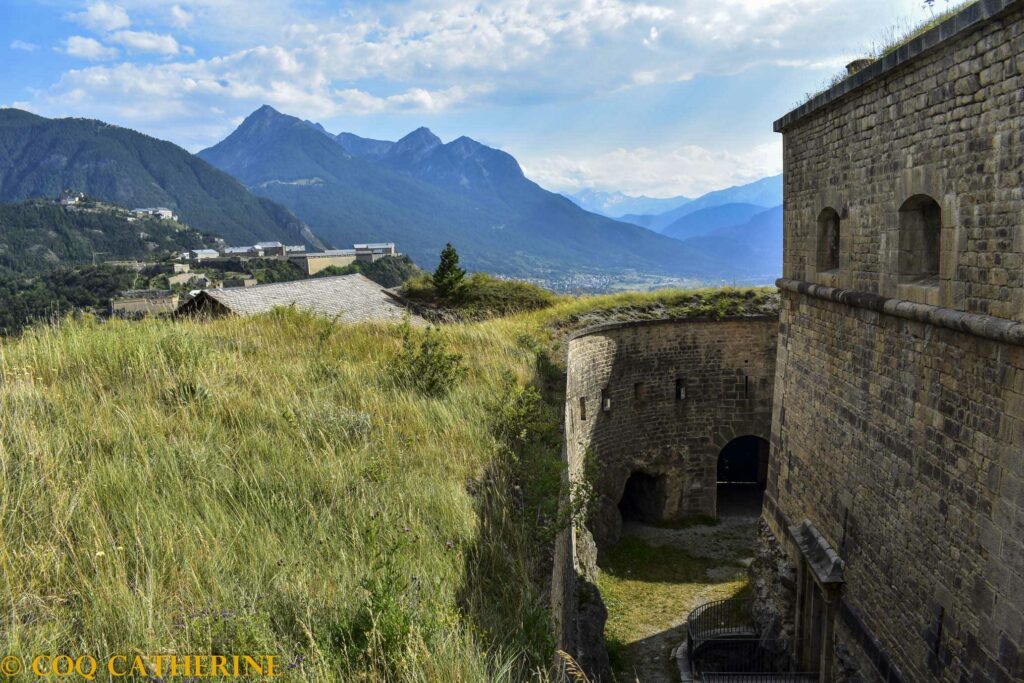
<box><xmin>0</xmin><ymin>199</ymin><xmax>212</xmax><ymax>276</ymax></box>
<box><xmin>0</xmin><ymin>109</ymin><xmax>326</xmax><ymax>249</ymax></box>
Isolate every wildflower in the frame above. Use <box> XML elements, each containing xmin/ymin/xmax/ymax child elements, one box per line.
<box><xmin>95</xmin><ymin>551</ymin><xmax>105</xmax><ymax>557</ymax></box>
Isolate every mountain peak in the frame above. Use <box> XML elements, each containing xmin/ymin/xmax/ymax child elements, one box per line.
<box><xmin>448</xmin><ymin>135</ymin><xmax>483</xmax><ymax>150</ymax></box>
<box><xmin>249</xmin><ymin>104</ymin><xmax>282</xmax><ymax>119</ymax></box>
<box><xmin>396</xmin><ymin>126</ymin><xmax>442</xmax><ymax>148</ymax></box>
<box><xmin>411</xmin><ymin>125</ymin><xmax>438</xmax><ymax>136</ymax></box>
<box><xmin>385</xmin><ymin>127</ymin><xmax>443</xmax><ymax>164</ymax></box>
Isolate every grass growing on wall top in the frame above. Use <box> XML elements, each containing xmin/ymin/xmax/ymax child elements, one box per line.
<box><xmin>798</xmin><ymin>0</ymin><xmax>974</xmax><ymax>106</ymax></box>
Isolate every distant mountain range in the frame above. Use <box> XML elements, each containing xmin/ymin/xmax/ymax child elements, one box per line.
<box><xmin>618</xmin><ymin>175</ymin><xmax>782</xmax><ymax>233</ymax></box>
<box><xmin>569</xmin><ymin>179</ymin><xmax>783</xmax><ymax>281</ymax></box>
<box><xmin>0</xmin><ymin>105</ymin><xmax>783</xmax><ymax>283</ymax></box>
<box><xmin>0</xmin><ymin>109</ymin><xmax>325</xmax><ymax>249</ymax></box>
<box><xmin>199</xmin><ymin>105</ymin><xmax>726</xmax><ymax>278</ymax></box>
<box><xmin>566</xmin><ymin>189</ymin><xmax>690</xmax><ymax>218</ymax></box>
<box><xmin>673</xmin><ymin>205</ymin><xmax>782</xmax><ymax>283</ymax></box>
<box><xmin>660</xmin><ymin>203</ymin><xmax>768</xmax><ymax>242</ymax></box>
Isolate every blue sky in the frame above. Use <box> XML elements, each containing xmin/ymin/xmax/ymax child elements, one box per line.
<box><xmin>2</xmin><ymin>0</ymin><xmax>950</xmax><ymax>198</ymax></box>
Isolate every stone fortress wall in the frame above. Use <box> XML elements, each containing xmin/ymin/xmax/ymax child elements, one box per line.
<box><xmin>766</xmin><ymin>1</ymin><xmax>1024</xmax><ymax>681</ymax></box>
<box><xmin>553</xmin><ymin>316</ymin><xmax>778</xmax><ymax>678</ymax></box>
<box><xmin>564</xmin><ymin>317</ymin><xmax>778</xmax><ymax>548</ymax></box>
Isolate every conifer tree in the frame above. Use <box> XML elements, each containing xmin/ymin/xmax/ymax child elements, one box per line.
<box><xmin>432</xmin><ymin>243</ymin><xmax>465</xmax><ymax>297</ymax></box>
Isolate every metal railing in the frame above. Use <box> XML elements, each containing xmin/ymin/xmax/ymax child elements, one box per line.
<box><xmin>687</xmin><ymin>598</ymin><xmax>756</xmax><ymax>655</ymax></box>
<box><xmin>687</xmin><ymin>598</ymin><xmax>819</xmax><ymax>682</ymax></box>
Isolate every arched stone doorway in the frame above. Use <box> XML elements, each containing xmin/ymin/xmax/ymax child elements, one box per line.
<box><xmin>716</xmin><ymin>435</ymin><xmax>769</xmax><ymax>517</ymax></box>
<box><xmin>618</xmin><ymin>471</ymin><xmax>667</xmax><ymax>524</ymax></box>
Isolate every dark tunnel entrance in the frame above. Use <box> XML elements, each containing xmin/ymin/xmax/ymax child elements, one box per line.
<box><xmin>717</xmin><ymin>435</ymin><xmax>769</xmax><ymax>517</ymax></box>
<box><xmin>618</xmin><ymin>471</ymin><xmax>667</xmax><ymax>524</ymax></box>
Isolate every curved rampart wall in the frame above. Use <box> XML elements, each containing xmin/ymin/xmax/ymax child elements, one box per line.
<box><xmin>564</xmin><ymin>316</ymin><xmax>778</xmax><ymax>547</ymax></box>
<box><xmin>552</xmin><ymin>316</ymin><xmax>779</xmax><ymax>679</ymax></box>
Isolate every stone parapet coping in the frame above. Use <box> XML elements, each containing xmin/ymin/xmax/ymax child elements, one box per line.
<box><xmin>566</xmin><ymin>314</ymin><xmax>779</xmax><ymax>343</ymax></box>
<box><xmin>773</xmin><ymin>0</ymin><xmax>1021</xmax><ymax>133</ymax></box>
<box><xmin>777</xmin><ymin>277</ymin><xmax>1024</xmax><ymax>345</ymax></box>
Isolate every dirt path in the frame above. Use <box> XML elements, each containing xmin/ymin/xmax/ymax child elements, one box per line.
<box><xmin>599</xmin><ymin>515</ymin><xmax>758</xmax><ymax>683</ymax></box>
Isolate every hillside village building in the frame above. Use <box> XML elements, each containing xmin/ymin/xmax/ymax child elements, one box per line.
<box><xmin>167</xmin><ymin>272</ymin><xmax>210</xmax><ymax>287</ymax></box>
<box><xmin>189</xmin><ymin>249</ymin><xmax>220</xmax><ymax>261</ymax></box>
<box><xmin>354</xmin><ymin>243</ymin><xmax>397</xmax><ymax>262</ymax></box>
<box><xmin>555</xmin><ymin>2</ymin><xmax>1024</xmax><ymax>681</ymax></box>
<box><xmin>58</xmin><ymin>190</ymin><xmax>84</xmax><ymax>206</ymax></box>
<box><xmin>132</xmin><ymin>207</ymin><xmax>177</xmax><ymax>221</ymax></box>
<box><xmin>290</xmin><ymin>250</ymin><xmax>358</xmax><ymax>275</ymax></box>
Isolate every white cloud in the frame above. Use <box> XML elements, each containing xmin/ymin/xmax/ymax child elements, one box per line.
<box><xmin>333</xmin><ymin>85</ymin><xmax>488</xmax><ymax>115</ymax></box>
<box><xmin>169</xmin><ymin>5</ymin><xmax>193</xmax><ymax>29</ymax></box>
<box><xmin>67</xmin><ymin>2</ymin><xmax>131</xmax><ymax>32</ymax></box>
<box><xmin>61</xmin><ymin>36</ymin><xmax>120</xmax><ymax>61</ymax></box>
<box><xmin>521</xmin><ymin>141</ymin><xmax>783</xmax><ymax>198</ymax></box>
<box><xmin>32</xmin><ymin>0</ymin><xmax>898</xmax><ymax>124</ymax></box>
<box><xmin>110</xmin><ymin>30</ymin><xmax>183</xmax><ymax>55</ymax></box>
<box><xmin>10</xmin><ymin>40</ymin><xmax>39</xmax><ymax>52</ymax></box>
<box><xmin>22</xmin><ymin>0</ymin><xmax>938</xmax><ymax>159</ymax></box>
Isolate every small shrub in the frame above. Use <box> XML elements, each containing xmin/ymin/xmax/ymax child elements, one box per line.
<box><xmin>401</xmin><ymin>274</ymin><xmax>437</xmax><ymax>302</ymax></box>
<box><xmin>394</xmin><ymin>322</ymin><xmax>466</xmax><ymax>398</ymax></box>
<box><xmin>486</xmin><ymin>372</ymin><xmax>563</xmax><ymax>541</ymax></box>
<box><xmin>488</xmin><ymin>371</ymin><xmax>546</xmax><ymax>451</ymax></box>
<box><xmin>334</xmin><ymin>528</ymin><xmax>416</xmax><ymax>676</ymax></box>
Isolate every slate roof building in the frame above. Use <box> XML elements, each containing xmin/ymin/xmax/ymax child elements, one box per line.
<box><xmin>174</xmin><ymin>274</ymin><xmax>419</xmax><ymax>324</ymax></box>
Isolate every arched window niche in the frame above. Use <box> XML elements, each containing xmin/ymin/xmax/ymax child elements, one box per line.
<box><xmin>898</xmin><ymin>195</ymin><xmax>942</xmax><ymax>286</ymax></box>
<box><xmin>816</xmin><ymin>207</ymin><xmax>841</xmax><ymax>273</ymax></box>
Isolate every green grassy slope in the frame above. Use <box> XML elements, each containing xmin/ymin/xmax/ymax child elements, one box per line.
<box><xmin>0</xmin><ymin>308</ymin><xmax>574</xmax><ymax>681</ymax></box>
<box><xmin>0</xmin><ymin>286</ymin><xmax>779</xmax><ymax>680</ymax></box>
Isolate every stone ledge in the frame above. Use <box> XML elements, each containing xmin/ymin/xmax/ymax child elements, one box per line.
<box><xmin>776</xmin><ymin>278</ymin><xmax>1024</xmax><ymax>345</ymax></box>
<box><xmin>773</xmin><ymin>0</ymin><xmax>1021</xmax><ymax>133</ymax></box>
<box><xmin>567</xmin><ymin>314</ymin><xmax>779</xmax><ymax>343</ymax></box>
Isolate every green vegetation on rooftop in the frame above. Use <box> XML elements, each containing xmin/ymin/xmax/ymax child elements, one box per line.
<box><xmin>798</xmin><ymin>0</ymin><xmax>974</xmax><ymax>106</ymax></box>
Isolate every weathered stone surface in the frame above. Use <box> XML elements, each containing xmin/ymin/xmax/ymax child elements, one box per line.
<box><xmin>768</xmin><ymin>4</ymin><xmax>1024</xmax><ymax>681</ymax></box>
<box><xmin>552</xmin><ymin>317</ymin><xmax>777</xmax><ymax>679</ymax></box>
<box><xmin>777</xmin><ymin>2</ymin><xmax>1024</xmax><ymax>321</ymax></box>
<box><xmin>565</xmin><ymin>317</ymin><xmax>777</xmax><ymax>548</ymax></box>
